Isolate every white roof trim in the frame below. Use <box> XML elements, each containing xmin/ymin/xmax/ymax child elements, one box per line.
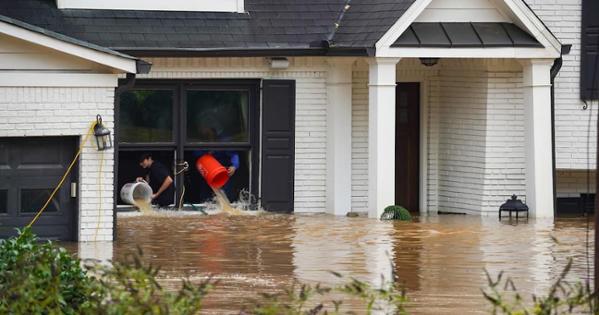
<box><xmin>376</xmin><ymin>0</ymin><xmax>433</xmax><ymax>49</ymax></box>
<box><xmin>56</xmin><ymin>0</ymin><xmax>245</xmax><ymax>13</ymax></box>
<box><xmin>0</xmin><ymin>20</ymin><xmax>137</xmax><ymax>73</ymax></box>
<box><xmin>0</xmin><ymin>72</ymin><xmax>118</xmax><ymax>87</ymax></box>
<box><xmin>375</xmin><ymin>0</ymin><xmax>561</xmax><ymax>59</ymax></box>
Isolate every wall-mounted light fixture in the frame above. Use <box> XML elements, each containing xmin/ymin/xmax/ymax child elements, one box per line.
<box><xmin>419</xmin><ymin>57</ymin><xmax>440</xmax><ymax>67</ymax></box>
<box><xmin>94</xmin><ymin>115</ymin><xmax>113</xmax><ymax>151</ymax></box>
<box><xmin>269</xmin><ymin>57</ymin><xmax>290</xmax><ymax>69</ymax></box>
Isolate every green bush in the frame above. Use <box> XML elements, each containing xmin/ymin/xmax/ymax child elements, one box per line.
<box><xmin>381</xmin><ymin>206</ymin><xmax>412</xmax><ymax>221</ymax></box>
<box><xmin>0</xmin><ymin>228</ymin><xmax>213</xmax><ymax>315</ymax></box>
<box><xmin>0</xmin><ymin>228</ymin><xmax>92</xmax><ymax>314</ymax></box>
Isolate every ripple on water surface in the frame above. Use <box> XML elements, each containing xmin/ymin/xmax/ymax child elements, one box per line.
<box><xmin>75</xmin><ymin>214</ymin><xmax>594</xmax><ymax>314</ymax></box>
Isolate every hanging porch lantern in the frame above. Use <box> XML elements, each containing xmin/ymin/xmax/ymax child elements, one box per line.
<box><xmin>94</xmin><ymin>115</ymin><xmax>113</xmax><ymax>151</ymax></box>
<box><xmin>419</xmin><ymin>57</ymin><xmax>439</xmax><ymax>67</ymax></box>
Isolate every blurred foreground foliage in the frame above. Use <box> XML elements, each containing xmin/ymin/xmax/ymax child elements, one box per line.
<box><xmin>0</xmin><ymin>228</ymin><xmax>213</xmax><ymax>315</ymax></box>
<box><xmin>483</xmin><ymin>258</ymin><xmax>598</xmax><ymax>315</ymax></box>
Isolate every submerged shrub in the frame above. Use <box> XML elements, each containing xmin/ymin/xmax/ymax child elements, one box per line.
<box><xmin>381</xmin><ymin>206</ymin><xmax>412</xmax><ymax>221</ymax></box>
<box><xmin>0</xmin><ymin>228</ymin><xmax>92</xmax><ymax>314</ymax></box>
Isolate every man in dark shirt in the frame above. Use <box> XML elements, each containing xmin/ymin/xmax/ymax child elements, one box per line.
<box><xmin>137</xmin><ymin>153</ymin><xmax>175</xmax><ymax>207</ymax></box>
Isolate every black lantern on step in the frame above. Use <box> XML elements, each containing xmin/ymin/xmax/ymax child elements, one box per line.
<box><xmin>94</xmin><ymin>115</ymin><xmax>113</xmax><ymax>151</ymax></box>
<box><xmin>499</xmin><ymin>195</ymin><xmax>529</xmax><ymax>219</ymax></box>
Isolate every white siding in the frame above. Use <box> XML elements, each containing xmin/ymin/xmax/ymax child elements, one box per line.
<box><xmin>140</xmin><ymin>57</ymin><xmax>329</xmax><ymax>213</ymax></box>
<box><xmin>0</xmin><ymin>87</ymin><xmax>116</xmax><ymax>241</ymax></box>
<box><xmin>415</xmin><ymin>0</ymin><xmax>511</xmax><ymax>23</ymax></box>
<box><xmin>432</xmin><ymin>62</ymin><xmax>526</xmax><ymax>214</ymax></box>
<box><xmin>435</xmin><ymin>70</ymin><xmax>488</xmax><ymax>214</ymax></box>
<box><xmin>482</xmin><ymin>71</ymin><xmax>526</xmax><ymax>213</ymax></box>
<box><xmin>351</xmin><ymin>69</ymin><xmax>369</xmax><ymax>211</ymax></box>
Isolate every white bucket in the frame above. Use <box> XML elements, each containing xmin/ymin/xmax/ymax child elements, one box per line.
<box><xmin>120</xmin><ymin>182</ymin><xmax>153</xmax><ymax>206</ymax></box>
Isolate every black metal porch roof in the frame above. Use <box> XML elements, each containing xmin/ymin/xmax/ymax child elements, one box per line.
<box><xmin>393</xmin><ymin>22</ymin><xmax>543</xmax><ymax>48</ymax></box>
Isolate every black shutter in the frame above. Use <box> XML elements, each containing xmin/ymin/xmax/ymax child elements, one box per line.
<box><xmin>261</xmin><ymin>80</ymin><xmax>296</xmax><ymax>212</ymax></box>
<box><xmin>581</xmin><ymin>0</ymin><xmax>599</xmax><ymax>100</ymax></box>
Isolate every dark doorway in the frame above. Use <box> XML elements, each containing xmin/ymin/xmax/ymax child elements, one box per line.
<box><xmin>395</xmin><ymin>83</ymin><xmax>420</xmax><ymax>213</ymax></box>
<box><xmin>0</xmin><ymin>137</ymin><xmax>78</xmax><ymax>241</ymax></box>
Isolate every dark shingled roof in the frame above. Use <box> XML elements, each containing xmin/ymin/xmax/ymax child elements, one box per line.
<box><xmin>0</xmin><ymin>14</ymin><xmax>138</xmax><ymax>60</ymax></box>
<box><xmin>0</xmin><ymin>0</ymin><xmax>417</xmax><ymax>56</ymax></box>
<box><xmin>393</xmin><ymin>23</ymin><xmax>543</xmax><ymax>48</ymax></box>
<box><xmin>333</xmin><ymin>0</ymin><xmax>416</xmax><ymax>48</ymax></box>
<box><xmin>0</xmin><ymin>0</ymin><xmax>547</xmax><ymax>56</ymax></box>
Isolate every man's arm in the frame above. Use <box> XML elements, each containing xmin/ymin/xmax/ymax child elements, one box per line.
<box><xmin>153</xmin><ymin>176</ymin><xmax>173</xmax><ymax>199</ymax></box>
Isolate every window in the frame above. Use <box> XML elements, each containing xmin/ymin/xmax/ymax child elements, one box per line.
<box><xmin>0</xmin><ymin>190</ymin><xmax>6</xmax><ymax>213</ymax></box>
<box><xmin>56</xmin><ymin>0</ymin><xmax>244</xmax><ymax>13</ymax></box>
<box><xmin>21</xmin><ymin>189</ymin><xmax>59</xmax><ymax>213</ymax></box>
<box><xmin>186</xmin><ymin>91</ymin><xmax>249</xmax><ymax>143</ymax></box>
<box><xmin>117</xmin><ymin>150</ymin><xmax>175</xmax><ymax>205</ymax></box>
<box><xmin>117</xmin><ymin>80</ymin><xmax>259</xmax><ymax>207</ymax></box>
<box><xmin>581</xmin><ymin>0</ymin><xmax>599</xmax><ymax>100</ymax></box>
<box><xmin>119</xmin><ymin>90</ymin><xmax>174</xmax><ymax>143</ymax></box>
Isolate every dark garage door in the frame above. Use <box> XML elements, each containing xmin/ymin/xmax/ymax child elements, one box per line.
<box><xmin>0</xmin><ymin>137</ymin><xmax>78</xmax><ymax>241</ymax></box>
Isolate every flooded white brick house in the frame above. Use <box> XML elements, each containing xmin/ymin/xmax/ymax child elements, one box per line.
<box><xmin>0</xmin><ymin>0</ymin><xmax>596</xmax><ymax>241</ymax></box>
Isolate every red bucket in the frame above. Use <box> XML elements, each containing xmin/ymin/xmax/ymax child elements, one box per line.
<box><xmin>196</xmin><ymin>154</ymin><xmax>229</xmax><ymax>189</ymax></box>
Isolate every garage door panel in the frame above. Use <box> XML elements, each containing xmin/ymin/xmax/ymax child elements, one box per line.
<box><xmin>0</xmin><ymin>145</ymin><xmax>8</xmax><ymax>170</ymax></box>
<box><xmin>0</xmin><ymin>223</ymin><xmax>70</xmax><ymax>241</ymax></box>
<box><xmin>16</xmin><ymin>140</ymin><xmax>63</xmax><ymax>166</ymax></box>
<box><xmin>20</xmin><ymin>188</ymin><xmax>62</xmax><ymax>214</ymax></box>
<box><xmin>0</xmin><ymin>190</ymin><xmax>6</xmax><ymax>214</ymax></box>
<box><xmin>0</xmin><ymin>137</ymin><xmax>77</xmax><ymax>241</ymax></box>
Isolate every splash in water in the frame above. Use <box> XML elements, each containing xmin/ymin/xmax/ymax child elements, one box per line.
<box><xmin>133</xmin><ymin>199</ymin><xmax>154</xmax><ymax>215</ymax></box>
<box><xmin>129</xmin><ymin>188</ymin><xmax>262</xmax><ymax>216</ymax></box>
<box><xmin>211</xmin><ymin>187</ymin><xmax>245</xmax><ymax>215</ymax></box>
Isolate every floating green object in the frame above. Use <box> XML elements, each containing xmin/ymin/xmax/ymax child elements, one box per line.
<box><xmin>380</xmin><ymin>205</ymin><xmax>412</xmax><ymax>221</ymax></box>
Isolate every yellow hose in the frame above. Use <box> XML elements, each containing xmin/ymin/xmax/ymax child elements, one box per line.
<box><xmin>26</xmin><ymin>122</ymin><xmax>97</xmax><ymax>229</ymax></box>
<box><xmin>93</xmin><ymin>149</ymin><xmax>104</xmax><ymax>241</ymax></box>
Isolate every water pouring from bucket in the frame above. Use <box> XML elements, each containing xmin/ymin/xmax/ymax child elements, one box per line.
<box><xmin>120</xmin><ymin>181</ymin><xmax>154</xmax><ymax>214</ymax></box>
<box><xmin>196</xmin><ymin>153</ymin><xmax>244</xmax><ymax>215</ymax></box>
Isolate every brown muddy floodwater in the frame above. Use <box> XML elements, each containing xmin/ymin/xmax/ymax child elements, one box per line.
<box><xmin>72</xmin><ymin>214</ymin><xmax>594</xmax><ymax>314</ymax></box>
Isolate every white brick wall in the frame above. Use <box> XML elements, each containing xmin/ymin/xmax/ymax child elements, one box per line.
<box><xmin>527</xmin><ymin>0</ymin><xmax>596</xmax><ymax>170</ymax></box>
<box><xmin>0</xmin><ymin>87</ymin><xmax>116</xmax><ymax>241</ymax></box>
<box><xmin>139</xmin><ymin>57</ymin><xmax>329</xmax><ymax>213</ymax></box>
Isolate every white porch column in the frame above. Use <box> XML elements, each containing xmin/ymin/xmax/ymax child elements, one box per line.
<box><xmin>326</xmin><ymin>58</ymin><xmax>355</xmax><ymax>215</ymax></box>
<box><xmin>521</xmin><ymin>59</ymin><xmax>554</xmax><ymax>218</ymax></box>
<box><xmin>368</xmin><ymin>57</ymin><xmax>400</xmax><ymax>219</ymax></box>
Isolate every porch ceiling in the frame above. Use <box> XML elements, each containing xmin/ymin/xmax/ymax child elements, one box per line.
<box><xmin>392</xmin><ymin>22</ymin><xmax>542</xmax><ymax>48</ymax></box>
